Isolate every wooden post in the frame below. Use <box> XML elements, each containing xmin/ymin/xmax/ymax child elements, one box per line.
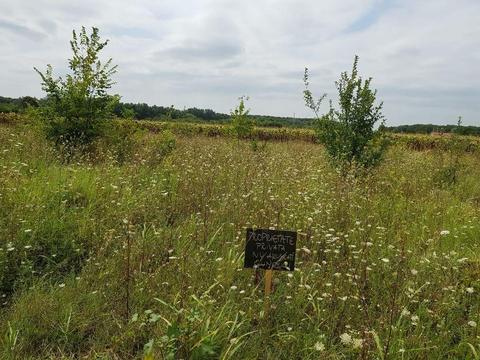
<box><xmin>264</xmin><ymin>269</ymin><xmax>273</xmax><ymax>296</ymax></box>
<box><xmin>264</xmin><ymin>269</ymin><xmax>273</xmax><ymax>315</ymax></box>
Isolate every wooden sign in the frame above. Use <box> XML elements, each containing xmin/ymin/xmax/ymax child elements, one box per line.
<box><xmin>244</xmin><ymin>228</ymin><xmax>297</xmax><ymax>271</ymax></box>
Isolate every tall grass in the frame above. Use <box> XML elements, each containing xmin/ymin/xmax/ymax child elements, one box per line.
<box><xmin>0</xmin><ymin>118</ymin><xmax>479</xmax><ymax>359</ymax></box>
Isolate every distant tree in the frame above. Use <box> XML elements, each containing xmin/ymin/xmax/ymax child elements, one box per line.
<box><xmin>20</xmin><ymin>96</ymin><xmax>39</xmax><ymax>109</ymax></box>
<box><xmin>120</xmin><ymin>107</ymin><xmax>135</xmax><ymax>120</ymax></box>
<box><xmin>231</xmin><ymin>96</ymin><xmax>254</xmax><ymax>139</ymax></box>
<box><xmin>34</xmin><ymin>26</ymin><xmax>119</xmax><ymax>148</ymax></box>
<box><xmin>304</xmin><ymin>56</ymin><xmax>388</xmax><ymax>171</ymax></box>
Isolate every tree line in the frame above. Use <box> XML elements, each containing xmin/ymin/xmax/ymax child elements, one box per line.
<box><xmin>385</xmin><ymin>123</ymin><xmax>480</xmax><ymax>136</ymax></box>
<box><xmin>0</xmin><ymin>96</ymin><xmax>313</xmax><ymax>128</ymax></box>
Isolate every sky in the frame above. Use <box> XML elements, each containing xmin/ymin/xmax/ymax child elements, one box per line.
<box><xmin>0</xmin><ymin>0</ymin><xmax>479</xmax><ymax>126</ymax></box>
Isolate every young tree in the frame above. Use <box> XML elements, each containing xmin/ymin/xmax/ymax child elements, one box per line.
<box><xmin>231</xmin><ymin>96</ymin><xmax>254</xmax><ymax>139</ymax></box>
<box><xmin>304</xmin><ymin>56</ymin><xmax>388</xmax><ymax>171</ymax></box>
<box><xmin>34</xmin><ymin>26</ymin><xmax>119</xmax><ymax>148</ymax></box>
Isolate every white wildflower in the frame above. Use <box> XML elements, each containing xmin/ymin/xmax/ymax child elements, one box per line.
<box><xmin>340</xmin><ymin>333</ymin><xmax>352</xmax><ymax>345</ymax></box>
<box><xmin>352</xmin><ymin>338</ymin><xmax>363</xmax><ymax>349</ymax></box>
<box><xmin>301</xmin><ymin>247</ymin><xmax>311</xmax><ymax>255</ymax></box>
<box><xmin>314</xmin><ymin>341</ymin><xmax>325</xmax><ymax>351</ymax></box>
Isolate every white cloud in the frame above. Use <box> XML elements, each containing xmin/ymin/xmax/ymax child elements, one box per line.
<box><xmin>0</xmin><ymin>0</ymin><xmax>479</xmax><ymax>125</ymax></box>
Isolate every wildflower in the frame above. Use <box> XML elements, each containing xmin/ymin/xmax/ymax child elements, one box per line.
<box><xmin>411</xmin><ymin>269</ymin><xmax>418</xmax><ymax>275</ymax></box>
<box><xmin>352</xmin><ymin>338</ymin><xmax>363</xmax><ymax>349</ymax></box>
<box><xmin>440</xmin><ymin>230</ymin><xmax>450</xmax><ymax>236</ymax></box>
<box><xmin>301</xmin><ymin>247</ymin><xmax>311</xmax><ymax>255</ymax></box>
<box><xmin>468</xmin><ymin>321</ymin><xmax>477</xmax><ymax>327</ymax></box>
<box><xmin>230</xmin><ymin>286</ymin><xmax>237</xmax><ymax>291</ymax></box>
<box><xmin>340</xmin><ymin>333</ymin><xmax>352</xmax><ymax>345</ymax></box>
<box><xmin>314</xmin><ymin>341</ymin><xmax>325</xmax><ymax>351</ymax></box>
<box><xmin>381</xmin><ymin>258</ymin><xmax>390</xmax><ymax>263</ymax></box>
<box><xmin>59</xmin><ymin>283</ymin><xmax>65</xmax><ymax>288</ymax></box>
<box><xmin>24</xmin><ymin>229</ymin><xmax>32</xmax><ymax>233</ymax></box>
<box><xmin>466</xmin><ymin>287</ymin><xmax>474</xmax><ymax>294</ymax></box>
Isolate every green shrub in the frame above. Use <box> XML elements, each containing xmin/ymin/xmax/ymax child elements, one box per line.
<box><xmin>34</xmin><ymin>27</ymin><xmax>119</xmax><ymax>154</ymax></box>
<box><xmin>304</xmin><ymin>56</ymin><xmax>388</xmax><ymax>172</ymax></box>
<box><xmin>100</xmin><ymin>120</ymin><xmax>139</xmax><ymax>164</ymax></box>
<box><xmin>433</xmin><ymin>118</ymin><xmax>467</xmax><ymax>188</ymax></box>
<box><xmin>144</xmin><ymin>130</ymin><xmax>176</xmax><ymax>165</ymax></box>
<box><xmin>230</xmin><ymin>96</ymin><xmax>254</xmax><ymax>139</ymax></box>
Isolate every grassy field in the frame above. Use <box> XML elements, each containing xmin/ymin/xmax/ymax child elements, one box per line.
<box><xmin>0</xmin><ymin>116</ymin><xmax>479</xmax><ymax>359</ymax></box>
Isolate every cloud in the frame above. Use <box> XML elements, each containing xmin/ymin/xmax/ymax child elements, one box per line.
<box><xmin>0</xmin><ymin>0</ymin><xmax>479</xmax><ymax>125</ymax></box>
<box><xmin>0</xmin><ymin>19</ymin><xmax>46</xmax><ymax>41</ymax></box>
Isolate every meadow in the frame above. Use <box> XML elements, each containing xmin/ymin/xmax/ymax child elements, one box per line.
<box><xmin>0</xmin><ymin>114</ymin><xmax>479</xmax><ymax>359</ymax></box>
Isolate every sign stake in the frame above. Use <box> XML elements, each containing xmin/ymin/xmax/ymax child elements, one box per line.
<box><xmin>243</xmin><ymin>228</ymin><xmax>297</xmax><ymax>318</ymax></box>
<box><xmin>264</xmin><ymin>269</ymin><xmax>273</xmax><ymax>296</ymax></box>
<box><xmin>264</xmin><ymin>269</ymin><xmax>273</xmax><ymax>315</ymax></box>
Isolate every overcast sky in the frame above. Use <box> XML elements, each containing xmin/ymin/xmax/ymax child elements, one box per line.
<box><xmin>1</xmin><ymin>0</ymin><xmax>479</xmax><ymax>125</ymax></box>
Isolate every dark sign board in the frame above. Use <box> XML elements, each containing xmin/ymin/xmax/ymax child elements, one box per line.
<box><xmin>244</xmin><ymin>228</ymin><xmax>297</xmax><ymax>271</ymax></box>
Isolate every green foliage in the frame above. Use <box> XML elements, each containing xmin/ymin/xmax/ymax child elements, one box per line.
<box><xmin>144</xmin><ymin>130</ymin><xmax>177</xmax><ymax>166</ymax></box>
<box><xmin>102</xmin><ymin>120</ymin><xmax>140</xmax><ymax>164</ymax></box>
<box><xmin>249</xmin><ymin>139</ymin><xmax>267</xmax><ymax>152</ymax></box>
<box><xmin>386</xmin><ymin>123</ymin><xmax>480</xmax><ymax>136</ymax></box>
<box><xmin>120</xmin><ymin>107</ymin><xmax>136</xmax><ymax>120</ymax></box>
<box><xmin>231</xmin><ymin>96</ymin><xmax>254</xmax><ymax>139</ymax></box>
<box><xmin>34</xmin><ymin>27</ymin><xmax>119</xmax><ymax>149</ymax></box>
<box><xmin>0</xmin><ymin>96</ymin><xmax>39</xmax><ymax>114</ymax></box>
<box><xmin>433</xmin><ymin>117</ymin><xmax>466</xmax><ymax>188</ymax></box>
<box><xmin>2</xmin><ymin>115</ymin><xmax>480</xmax><ymax>359</ymax></box>
<box><xmin>304</xmin><ymin>56</ymin><xmax>388</xmax><ymax>171</ymax></box>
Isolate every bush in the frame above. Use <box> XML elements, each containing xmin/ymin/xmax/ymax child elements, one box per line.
<box><xmin>99</xmin><ymin>120</ymin><xmax>139</xmax><ymax>164</ymax></box>
<box><xmin>304</xmin><ymin>56</ymin><xmax>388</xmax><ymax>172</ymax></box>
<box><xmin>433</xmin><ymin>118</ymin><xmax>466</xmax><ymax>188</ymax></box>
<box><xmin>34</xmin><ymin>27</ymin><xmax>118</xmax><ymax>153</ymax></box>
<box><xmin>144</xmin><ymin>130</ymin><xmax>176</xmax><ymax>165</ymax></box>
<box><xmin>230</xmin><ymin>96</ymin><xmax>254</xmax><ymax>139</ymax></box>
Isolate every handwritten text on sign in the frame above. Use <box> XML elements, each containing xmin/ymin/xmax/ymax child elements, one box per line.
<box><xmin>244</xmin><ymin>228</ymin><xmax>297</xmax><ymax>271</ymax></box>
